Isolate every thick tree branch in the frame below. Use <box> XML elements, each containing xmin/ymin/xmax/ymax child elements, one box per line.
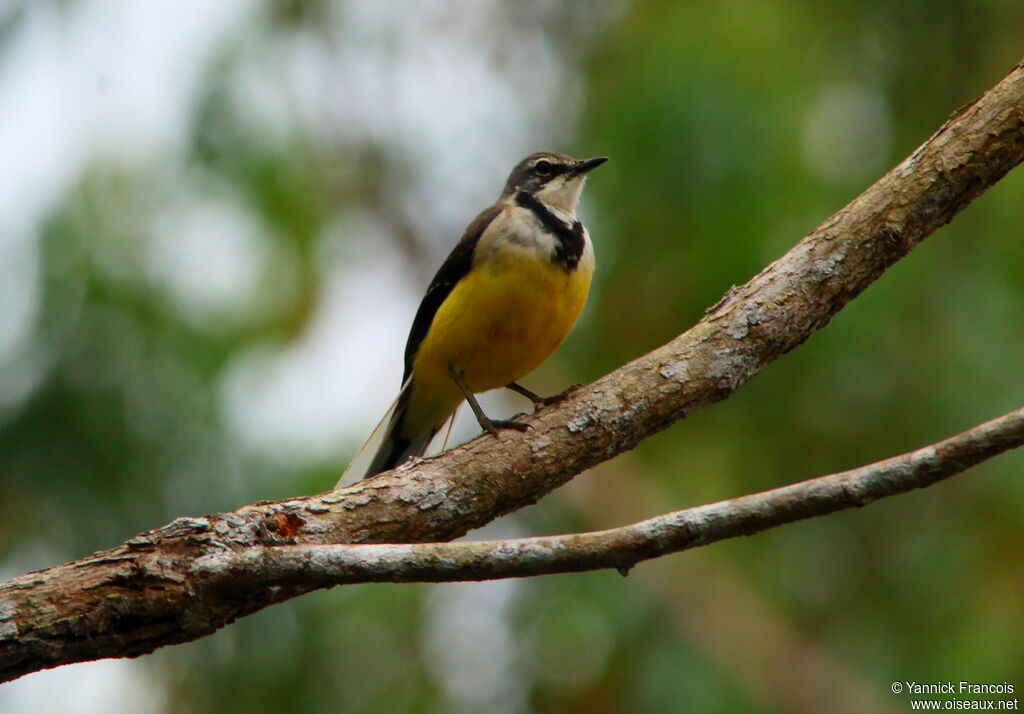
<box><xmin>194</xmin><ymin>407</ymin><xmax>1024</xmax><ymax>587</ymax></box>
<box><xmin>1</xmin><ymin>59</ymin><xmax>1023</xmax><ymax>681</ymax></box>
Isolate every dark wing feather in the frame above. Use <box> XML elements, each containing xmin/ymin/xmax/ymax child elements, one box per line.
<box><xmin>402</xmin><ymin>205</ymin><xmax>501</xmax><ymax>381</ymax></box>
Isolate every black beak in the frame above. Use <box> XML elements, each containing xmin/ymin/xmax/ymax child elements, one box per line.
<box><xmin>571</xmin><ymin>156</ymin><xmax>609</xmax><ymax>175</ymax></box>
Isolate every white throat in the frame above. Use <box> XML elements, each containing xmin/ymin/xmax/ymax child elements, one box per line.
<box><xmin>534</xmin><ymin>174</ymin><xmax>586</xmax><ymax>217</ymax></box>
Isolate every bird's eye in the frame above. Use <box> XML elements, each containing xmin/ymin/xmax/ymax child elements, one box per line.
<box><xmin>533</xmin><ymin>160</ymin><xmax>553</xmax><ymax>176</ymax></box>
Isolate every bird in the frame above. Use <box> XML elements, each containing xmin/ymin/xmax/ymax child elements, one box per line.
<box><xmin>336</xmin><ymin>151</ymin><xmax>607</xmax><ymax>487</ymax></box>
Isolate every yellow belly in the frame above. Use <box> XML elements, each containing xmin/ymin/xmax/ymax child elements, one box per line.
<box><xmin>403</xmin><ymin>251</ymin><xmax>592</xmax><ymax>436</ymax></box>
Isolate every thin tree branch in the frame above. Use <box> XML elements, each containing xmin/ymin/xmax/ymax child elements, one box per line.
<box><xmin>194</xmin><ymin>407</ymin><xmax>1024</xmax><ymax>588</ymax></box>
<box><xmin>1</xmin><ymin>59</ymin><xmax>1023</xmax><ymax>682</ymax></box>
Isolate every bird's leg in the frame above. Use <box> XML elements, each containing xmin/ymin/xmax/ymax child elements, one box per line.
<box><xmin>449</xmin><ymin>365</ymin><xmax>529</xmax><ymax>436</ymax></box>
<box><xmin>506</xmin><ymin>382</ymin><xmax>572</xmax><ymax>411</ymax></box>
<box><xmin>505</xmin><ymin>382</ymin><xmax>547</xmax><ymax>409</ymax></box>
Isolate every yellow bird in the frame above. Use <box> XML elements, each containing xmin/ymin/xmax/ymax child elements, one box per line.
<box><xmin>338</xmin><ymin>151</ymin><xmax>607</xmax><ymax>486</ymax></box>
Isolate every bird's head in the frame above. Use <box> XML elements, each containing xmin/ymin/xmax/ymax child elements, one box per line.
<box><xmin>502</xmin><ymin>151</ymin><xmax>608</xmax><ymax>214</ymax></box>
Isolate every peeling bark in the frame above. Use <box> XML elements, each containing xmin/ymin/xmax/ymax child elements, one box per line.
<box><xmin>1</xmin><ymin>58</ymin><xmax>1023</xmax><ymax>682</ymax></box>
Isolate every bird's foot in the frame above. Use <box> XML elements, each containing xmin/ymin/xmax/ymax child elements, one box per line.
<box><xmin>506</xmin><ymin>382</ymin><xmax>579</xmax><ymax>412</ymax></box>
<box><xmin>532</xmin><ymin>383</ymin><xmax>582</xmax><ymax>409</ymax></box>
<box><xmin>481</xmin><ymin>417</ymin><xmax>531</xmax><ymax>437</ymax></box>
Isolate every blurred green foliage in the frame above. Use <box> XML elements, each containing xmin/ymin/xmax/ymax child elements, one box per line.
<box><xmin>0</xmin><ymin>1</ymin><xmax>1022</xmax><ymax>712</ymax></box>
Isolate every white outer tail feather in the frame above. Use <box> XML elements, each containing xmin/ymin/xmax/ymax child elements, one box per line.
<box><xmin>334</xmin><ymin>379</ymin><xmax>454</xmax><ymax>489</ymax></box>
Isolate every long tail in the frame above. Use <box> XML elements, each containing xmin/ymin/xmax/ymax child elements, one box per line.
<box><xmin>335</xmin><ymin>379</ymin><xmax>441</xmax><ymax>488</ymax></box>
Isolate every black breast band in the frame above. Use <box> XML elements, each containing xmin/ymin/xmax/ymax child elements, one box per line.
<box><xmin>515</xmin><ymin>192</ymin><xmax>585</xmax><ymax>271</ymax></box>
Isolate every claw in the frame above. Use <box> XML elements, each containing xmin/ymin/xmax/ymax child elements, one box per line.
<box><xmin>486</xmin><ymin>418</ymin><xmax>530</xmax><ymax>434</ymax></box>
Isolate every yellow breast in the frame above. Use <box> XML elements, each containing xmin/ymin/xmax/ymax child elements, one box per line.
<box><xmin>404</xmin><ymin>246</ymin><xmax>593</xmax><ymax>436</ymax></box>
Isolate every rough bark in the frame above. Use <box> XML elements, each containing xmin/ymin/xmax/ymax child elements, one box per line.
<box><xmin>193</xmin><ymin>407</ymin><xmax>1024</xmax><ymax>587</ymax></box>
<box><xmin>0</xmin><ymin>58</ymin><xmax>1022</xmax><ymax>682</ymax></box>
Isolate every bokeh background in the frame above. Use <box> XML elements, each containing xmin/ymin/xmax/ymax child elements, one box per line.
<box><xmin>1</xmin><ymin>1</ymin><xmax>1022</xmax><ymax>712</ymax></box>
